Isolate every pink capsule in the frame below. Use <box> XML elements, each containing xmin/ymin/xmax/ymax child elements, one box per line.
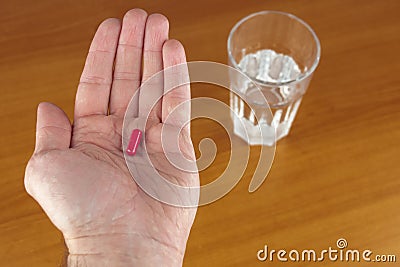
<box><xmin>126</xmin><ymin>129</ymin><xmax>142</xmax><ymax>156</ymax></box>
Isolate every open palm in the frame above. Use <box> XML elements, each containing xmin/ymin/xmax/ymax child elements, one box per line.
<box><xmin>24</xmin><ymin>9</ymin><xmax>198</xmax><ymax>266</ymax></box>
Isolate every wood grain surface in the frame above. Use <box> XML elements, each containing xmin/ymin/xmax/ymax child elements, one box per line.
<box><xmin>1</xmin><ymin>0</ymin><xmax>399</xmax><ymax>266</ymax></box>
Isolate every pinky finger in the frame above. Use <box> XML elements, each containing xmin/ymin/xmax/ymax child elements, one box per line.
<box><xmin>161</xmin><ymin>39</ymin><xmax>190</xmax><ymax>129</ymax></box>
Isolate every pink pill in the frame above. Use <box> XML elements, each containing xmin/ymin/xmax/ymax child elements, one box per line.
<box><xmin>126</xmin><ymin>129</ymin><xmax>142</xmax><ymax>156</ymax></box>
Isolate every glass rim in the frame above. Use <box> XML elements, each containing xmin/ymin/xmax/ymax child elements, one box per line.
<box><xmin>227</xmin><ymin>10</ymin><xmax>321</xmax><ymax>86</ymax></box>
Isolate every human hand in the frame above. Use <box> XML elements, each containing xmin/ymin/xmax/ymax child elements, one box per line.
<box><xmin>24</xmin><ymin>9</ymin><xmax>198</xmax><ymax>267</ymax></box>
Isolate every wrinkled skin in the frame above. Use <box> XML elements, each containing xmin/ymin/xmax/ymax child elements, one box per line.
<box><xmin>24</xmin><ymin>9</ymin><xmax>199</xmax><ymax>266</ymax></box>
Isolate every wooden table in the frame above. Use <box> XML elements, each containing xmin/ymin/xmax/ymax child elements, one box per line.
<box><xmin>1</xmin><ymin>0</ymin><xmax>399</xmax><ymax>266</ymax></box>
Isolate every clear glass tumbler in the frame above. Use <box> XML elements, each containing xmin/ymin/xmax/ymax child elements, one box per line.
<box><xmin>227</xmin><ymin>11</ymin><xmax>321</xmax><ymax>146</ymax></box>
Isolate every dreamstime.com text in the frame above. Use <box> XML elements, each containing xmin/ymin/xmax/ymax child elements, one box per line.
<box><xmin>257</xmin><ymin>238</ymin><xmax>396</xmax><ymax>263</ymax></box>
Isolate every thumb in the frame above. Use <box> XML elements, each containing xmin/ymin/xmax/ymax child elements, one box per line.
<box><xmin>34</xmin><ymin>102</ymin><xmax>71</xmax><ymax>153</ymax></box>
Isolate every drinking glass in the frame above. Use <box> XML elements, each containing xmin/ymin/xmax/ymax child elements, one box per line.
<box><xmin>227</xmin><ymin>11</ymin><xmax>321</xmax><ymax>145</ymax></box>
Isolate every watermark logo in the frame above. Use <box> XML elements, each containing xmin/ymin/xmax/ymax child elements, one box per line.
<box><xmin>257</xmin><ymin>238</ymin><xmax>396</xmax><ymax>263</ymax></box>
<box><xmin>336</xmin><ymin>238</ymin><xmax>348</xmax><ymax>249</ymax></box>
<box><xmin>123</xmin><ymin>61</ymin><xmax>276</xmax><ymax>207</ymax></box>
